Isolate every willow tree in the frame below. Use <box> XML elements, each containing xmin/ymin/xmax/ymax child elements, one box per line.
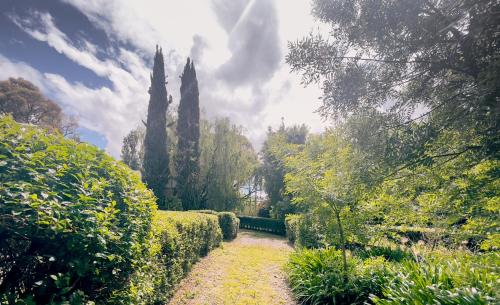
<box><xmin>199</xmin><ymin>118</ymin><xmax>258</xmax><ymax>211</ymax></box>
<box><xmin>175</xmin><ymin>58</ymin><xmax>201</xmax><ymax>210</ymax></box>
<box><xmin>142</xmin><ymin>46</ymin><xmax>172</xmax><ymax>206</ymax></box>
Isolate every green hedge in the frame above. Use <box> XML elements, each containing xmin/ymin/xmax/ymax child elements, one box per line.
<box><xmin>0</xmin><ymin>116</ymin><xmax>157</xmax><ymax>304</ymax></box>
<box><xmin>192</xmin><ymin>210</ymin><xmax>239</xmax><ymax>240</ymax></box>
<box><xmin>152</xmin><ymin>211</ymin><xmax>222</xmax><ymax>300</ymax></box>
<box><xmin>238</xmin><ymin>216</ymin><xmax>286</xmax><ymax>235</ymax></box>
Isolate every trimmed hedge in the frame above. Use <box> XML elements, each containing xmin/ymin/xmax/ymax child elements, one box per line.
<box><xmin>0</xmin><ymin>116</ymin><xmax>157</xmax><ymax>304</ymax></box>
<box><xmin>0</xmin><ymin>117</ymin><xmax>225</xmax><ymax>305</ymax></box>
<box><xmin>238</xmin><ymin>216</ymin><xmax>286</xmax><ymax>235</ymax></box>
<box><xmin>192</xmin><ymin>210</ymin><xmax>240</xmax><ymax>240</ymax></box>
<box><xmin>152</xmin><ymin>211</ymin><xmax>222</xmax><ymax>301</ymax></box>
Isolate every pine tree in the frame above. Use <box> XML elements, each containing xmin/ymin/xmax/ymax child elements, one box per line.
<box><xmin>175</xmin><ymin>58</ymin><xmax>200</xmax><ymax>210</ymax></box>
<box><xmin>142</xmin><ymin>46</ymin><xmax>171</xmax><ymax>206</ymax></box>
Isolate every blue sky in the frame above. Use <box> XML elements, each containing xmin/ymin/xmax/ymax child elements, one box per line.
<box><xmin>0</xmin><ymin>0</ymin><xmax>328</xmax><ymax>157</ymax></box>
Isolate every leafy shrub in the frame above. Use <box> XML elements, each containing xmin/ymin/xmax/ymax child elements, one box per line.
<box><xmin>286</xmin><ymin>247</ymin><xmax>392</xmax><ymax>304</ymax></box>
<box><xmin>270</xmin><ymin>200</ymin><xmax>295</xmax><ymax>220</ymax></box>
<box><xmin>371</xmin><ymin>252</ymin><xmax>499</xmax><ymax>305</ymax></box>
<box><xmin>192</xmin><ymin>210</ymin><xmax>239</xmax><ymax>240</ymax></box>
<box><xmin>0</xmin><ymin>116</ymin><xmax>157</xmax><ymax>304</ymax></box>
<box><xmin>257</xmin><ymin>207</ymin><xmax>271</xmax><ymax>218</ymax></box>
<box><xmin>355</xmin><ymin>246</ymin><xmax>412</xmax><ymax>262</ymax></box>
<box><xmin>286</xmin><ymin>243</ymin><xmax>499</xmax><ymax>305</ymax></box>
<box><xmin>285</xmin><ymin>214</ymin><xmax>301</xmax><ymax>243</ymax></box>
<box><xmin>238</xmin><ymin>215</ymin><xmax>286</xmax><ymax>235</ymax></box>
<box><xmin>217</xmin><ymin>212</ymin><xmax>239</xmax><ymax>240</ymax></box>
<box><xmin>285</xmin><ymin>214</ymin><xmax>324</xmax><ymax>248</ymax></box>
<box><xmin>152</xmin><ymin>211</ymin><xmax>222</xmax><ymax>301</ymax></box>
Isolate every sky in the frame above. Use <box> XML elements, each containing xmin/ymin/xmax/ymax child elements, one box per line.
<box><xmin>0</xmin><ymin>0</ymin><xmax>329</xmax><ymax>157</ymax></box>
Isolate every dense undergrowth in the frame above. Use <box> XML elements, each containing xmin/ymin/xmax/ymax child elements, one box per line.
<box><xmin>0</xmin><ymin>117</ymin><xmax>227</xmax><ymax>304</ymax></box>
<box><xmin>287</xmin><ymin>247</ymin><xmax>499</xmax><ymax>305</ymax></box>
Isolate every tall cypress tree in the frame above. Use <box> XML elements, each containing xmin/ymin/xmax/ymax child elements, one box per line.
<box><xmin>175</xmin><ymin>58</ymin><xmax>200</xmax><ymax>210</ymax></box>
<box><xmin>143</xmin><ymin>46</ymin><xmax>171</xmax><ymax>206</ymax></box>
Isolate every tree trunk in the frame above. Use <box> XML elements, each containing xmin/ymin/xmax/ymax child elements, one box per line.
<box><xmin>334</xmin><ymin>210</ymin><xmax>348</xmax><ymax>283</ymax></box>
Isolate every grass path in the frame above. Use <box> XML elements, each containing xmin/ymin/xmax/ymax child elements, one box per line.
<box><xmin>168</xmin><ymin>230</ymin><xmax>297</xmax><ymax>305</ymax></box>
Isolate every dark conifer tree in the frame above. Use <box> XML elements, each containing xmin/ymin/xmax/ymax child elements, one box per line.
<box><xmin>142</xmin><ymin>46</ymin><xmax>171</xmax><ymax>206</ymax></box>
<box><xmin>175</xmin><ymin>58</ymin><xmax>200</xmax><ymax>210</ymax></box>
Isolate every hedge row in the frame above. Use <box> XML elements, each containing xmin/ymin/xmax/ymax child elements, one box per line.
<box><xmin>0</xmin><ymin>117</ymin><xmax>223</xmax><ymax>304</ymax></box>
<box><xmin>238</xmin><ymin>216</ymin><xmax>286</xmax><ymax>235</ymax></box>
<box><xmin>194</xmin><ymin>210</ymin><xmax>239</xmax><ymax>240</ymax></box>
<box><xmin>0</xmin><ymin>116</ymin><xmax>157</xmax><ymax>304</ymax></box>
<box><xmin>152</xmin><ymin>211</ymin><xmax>222</xmax><ymax>300</ymax></box>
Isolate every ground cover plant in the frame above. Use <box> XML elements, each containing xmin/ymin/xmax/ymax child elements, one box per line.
<box><xmin>287</xmin><ymin>247</ymin><xmax>499</xmax><ymax>305</ymax></box>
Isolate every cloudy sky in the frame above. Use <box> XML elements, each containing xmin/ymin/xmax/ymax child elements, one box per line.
<box><xmin>0</xmin><ymin>0</ymin><xmax>328</xmax><ymax>157</ymax></box>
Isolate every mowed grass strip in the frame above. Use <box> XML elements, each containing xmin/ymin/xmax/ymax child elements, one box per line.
<box><xmin>169</xmin><ymin>230</ymin><xmax>296</xmax><ymax>305</ymax></box>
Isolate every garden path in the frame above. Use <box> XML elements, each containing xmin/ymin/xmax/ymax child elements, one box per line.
<box><xmin>168</xmin><ymin>230</ymin><xmax>297</xmax><ymax>305</ymax></box>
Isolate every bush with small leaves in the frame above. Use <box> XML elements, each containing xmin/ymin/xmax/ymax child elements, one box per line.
<box><xmin>0</xmin><ymin>116</ymin><xmax>157</xmax><ymax>304</ymax></box>
<box><xmin>152</xmin><ymin>211</ymin><xmax>222</xmax><ymax>301</ymax></box>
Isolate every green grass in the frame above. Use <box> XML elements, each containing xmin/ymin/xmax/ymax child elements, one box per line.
<box><xmin>169</xmin><ymin>230</ymin><xmax>296</xmax><ymax>305</ymax></box>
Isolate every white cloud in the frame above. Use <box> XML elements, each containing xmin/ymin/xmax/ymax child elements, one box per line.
<box><xmin>8</xmin><ymin>11</ymin><xmax>153</xmax><ymax>157</ymax></box>
<box><xmin>0</xmin><ymin>54</ymin><xmax>46</xmax><ymax>90</ymax></box>
<box><xmin>5</xmin><ymin>0</ymin><xmax>331</xmax><ymax>156</ymax></box>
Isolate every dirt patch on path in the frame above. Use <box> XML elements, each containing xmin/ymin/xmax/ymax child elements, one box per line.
<box><xmin>168</xmin><ymin>230</ymin><xmax>297</xmax><ymax>305</ymax></box>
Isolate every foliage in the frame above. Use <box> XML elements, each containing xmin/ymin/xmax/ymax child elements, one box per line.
<box><xmin>286</xmin><ymin>248</ymin><xmax>392</xmax><ymax>305</ymax></box>
<box><xmin>287</xmin><ymin>0</ymin><xmax>499</xmax><ymax>163</ymax></box>
<box><xmin>199</xmin><ymin>118</ymin><xmax>258</xmax><ymax>211</ymax></box>
<box><xmin>0</xmin><ymin>116</ymin><xmax>157</xmax><ymax>304</ymax></box>
<box><xmin>371</xmin><ymin>252</ymin><xmax>499</xmax><ymax>305</ymax></box>
<box><xmin>287</xmin><ymin>246</ymin><xmax>499</xmax><ymax>305</ymax></box>
<box><xmin>175</xmin><ymin>58</ymin><xmax>201</xmax><ymax>211</ymax></box>
<box><xmin>121</xmin><ymin>126</ymin><xmax>145</xmax><ymax>171</ymax></box>
<box><xmin>142</xmin><ymin>46</ymin><xmax>172</xmax><ymax>207</ymax></box>
<box><xmin>0</xmin><ymin>78</ymin><xmax>79</xmax><ymax>139</ymax></box>
<box><xmin>260</xmin><ymin>123</ymin><xmax>308</xmax><ymax>217</ymax></box>
<box><xmin>284</xmin><ymin>214</ymin><xmax>300</xmax><ymax>244</ymax></box>
<box><xmin>283</xmin><ymin>131</ymin><xmax>370</xmax><ymax>277</ymax></box>
<box><xmin>217</xmin><ymin>212</ymin><xmax>240</xmax><ymax>240</ymax></box>
<box><xmin>366</xmin><ymin>133</ymin><xmax>499</xmax><ymax>250</ymax></box>
<box><xmin>151</xmin><ymin>211</ymin><xmax>222</xmax><ymax>302</ymax></box>
<box><xmin>285</xmin><ymin>214</ymin><xmax>324</xmax><ymax>249</ymax></box>
<box><xmin>238</xmin><ymin>216</ymin><xmax>286</xmax><ymax>236</ymax></box>
<box><xmin>0</xmin><ymin>78</ymin><xmax>62</xmax><ymax>130</ymax></box>
<box><xmin>194</xmin><ymin>210</ymin><xmax>240</xmax><ymax>240</ymax></box>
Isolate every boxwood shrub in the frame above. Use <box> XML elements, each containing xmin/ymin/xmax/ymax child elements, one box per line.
<box><xmin>194</xmin><ymin>210</ymin><xmax>239</xmax><ymax>240</ymax></box>
<box><xmin>218</xmin><ymin>212</ymin><xmax>239</xmax><ymax>240</ymax></box>
<box><xmin>0</xmin><ymin>116</ymin><xmax>157</xmax><ymax>304</ymax></box>
<box><xmin>152</xmin><ymin>211</ymin><xmax>222</xmax><ymax>300</ymax></box>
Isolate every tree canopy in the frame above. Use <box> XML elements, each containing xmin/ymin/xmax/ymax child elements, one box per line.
<box><xmin>287</xmin><ymin>0</ymin><xmax>499</xmax><ymax>166</ymax></box>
